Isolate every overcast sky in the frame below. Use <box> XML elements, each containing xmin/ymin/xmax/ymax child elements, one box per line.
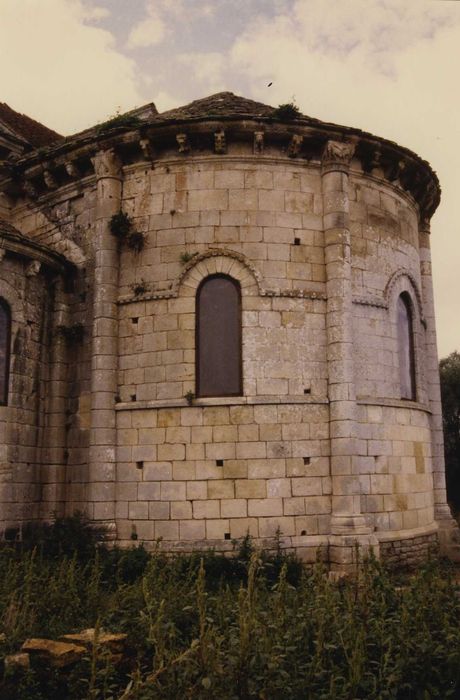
<box><xmin>1</xmin><ymin>0</ymin><xmax>459</xmax><ymax>357</ymax></box>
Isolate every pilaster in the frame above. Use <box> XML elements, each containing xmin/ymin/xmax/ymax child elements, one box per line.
<box><xmin>88</xmin><ymin>149</ymin><xmax>122</xmax><ymax>537</ymax></box>
<box><xmin>419</xmin><ymin>220</ymin><xmax>460</xmax><ymax>559</ymax></box>
<box><xmin>322</xmin><ymin>140</ymin><xmax>378</xmax><ymax>570</ymax></box>
<box><xmin>41</xmin><ymin>277</ymin><xmax>69</xmax><ymax>519</ymax></box>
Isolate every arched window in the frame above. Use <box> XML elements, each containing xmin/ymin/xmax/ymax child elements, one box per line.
<box><xmin>196</xmin><ymin>275</ymin><xmax>242</xmax><ymax>397</ymax></box>
<box><xmin>397</xmin><ymin>293</ymin><xmax>416</xmax><ymax>400</ymax></box>
<box><xmin>0</xmin><ymin>299</ymin><xmax>11</xmax><ymax>406</ymax></box>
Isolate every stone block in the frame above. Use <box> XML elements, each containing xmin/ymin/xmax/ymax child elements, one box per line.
<box><xmin>291</xmin><ymin>477</ymin><xmax>322</xmax><ymax>497</ymax></box>
<box><xmin>179</xmin><ymin>520</ymin><xmax>206</xmax><ymax>540</ymax></box>
<box><xmin>208</xmin><ymin>480</ymin><xmax>235</xmax><ymax>499</ymax></box>
<box><xmin>143</xmin><ymin>462</ymin><xmax>172</xmax><ymax>480</ymax></box>
<box><xmin>235</xmin><ymin>479</ymin><xmax>266</xmax><ymax>498</ymax></box>
<box><xmin>259</xmin><ymin>516</ymin><xmax>295</xmax><ymax>537</ymax></box>
<box><xmin>128</xmin><ymin>502</ymin><xmax>149</xmax><ymax>519</ymax></box>
<box><xmin>193</xmin><ymin>500</ymin><xmax>220</xmax><ymax>519</ymax></box>
<box><xmin>283</xmin><ymin>497</ymin><xmax>306</xmax><ymax>515</ymax></box>
<box><xmin>204</xmin><ymin>519</ymin><xmax>229</xmax><ymax>539</ymax></box>
<box><xmin>186</xmin><ymin>480</ymin><xmax>207</xmax><ymax>500</ymax></box>
<box><xmin>248</xmin><ymin>498</ymin><xmax>283</xmax><ymax>517</ymax></box>
<box><xmin>155</xmin><ymin>520</ymin><xmax>179</xmax><ymax>540</ymax></box>
<box><xmin>160</xmin><ymin>481</ymin><xmax>186</xmax><ymax>501</ymax></box>
<box><xmin>230</xmin><ymin>518</ymin><xmax>259</xmax><ymax>538</ymax></box>
<box><xmin>171</xmin><ymin>501</ymin><xmax>193</xmax><ymax>519</ymax></box>
<box><xmin>149</xmin><ymin>501</ymin><xmax>170</xmax><ymax>519</ymax></box>
<box><xmin>236</xmin><ymin>442</ymin><xmax>266</xmax><ymax>459</ymax></box>
<box><xmin>157</xmin><ymin>443</ymin><xmax>185</xmax><ymax>461</ymax></box>
<box><xmin>267</xmin><ymin>478</ymin><xmax>291</xmax><ymax>498</ymax></box>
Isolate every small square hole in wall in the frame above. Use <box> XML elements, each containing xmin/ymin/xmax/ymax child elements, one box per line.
<box><xmin>304</xmin><ymin>388</ymin><xmax>311</xmax><ymax>395</ymax></box>
<box><xmin>131</xmin><ymin>317</ymin><xmax>139</xmax><ymax>325</ymax></box>
<box><xmin>300</xmin><ymin>530</ymin><xmax>307</xmax><ymax>536</ymax></box>
<box><xmin>130</xmin><ymin>394</ymin><xmax>137</xmax><ymax>402</ymax></box>
<box><xmin>303</xmin><ymin>457</ymin><xmax>311</xmax><ymax>466</ymax></box>
<box><xmin>136</xmin><ymin>461</ymin><xmax>144</xmax><ymax>470</ymax></box>
<box><xmin>294</xmin><ymin>237</ymin><xmax>301</xmax><ymax>245</ymax></box>
<box><xmin>216</xmin><ymin>459</ymin><xmax>224</xmax><ymax>467</ymax></box>
<box><xmin>224</xmin><ymin>532</ymin><xmax>231</xmax><ymax>540</ymax></box>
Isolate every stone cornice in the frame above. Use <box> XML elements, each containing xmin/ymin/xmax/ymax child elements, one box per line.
<box><xmin>0</xmin><ymin>226</ymin><xmax>72</xmax><ymax>273</ymax></box>
<box><xmin>0</xmin><ymin>115</ymin><xmax>440</xmax><ymax>225</ymax></box>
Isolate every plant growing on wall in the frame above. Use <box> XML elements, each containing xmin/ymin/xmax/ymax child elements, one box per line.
<box><xmin>96</xmin><ymin>112</ymin><xmax>141</xmax><ymax>134</ymax></box>
<box><xmin>273</xmin><ymin>102</ymin><xmax>301</xmax><ymax>121</ymax></box>
<box><xmin>130</xmin><ymin>279</ymin><xmax>148</xmax><ymax>297</ymax></box>
<box><xmin>184</xmin><ymin>390</ymin><xmax>195</xmax><ymax>406</ymax></box>
<box><xmin>109</xmin><ymin>211</ymin><xmax>146</xmax><ymax>252</ymax></box>
<box><xmin>179</xmin><ymin>251</ymin><xmax>198</xmax><ymax>265</ymax></box>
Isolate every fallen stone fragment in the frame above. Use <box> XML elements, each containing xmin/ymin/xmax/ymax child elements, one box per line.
<box><xmin>60</xmin><ymin>628</ymin><xmax>127</xmax><ymax>654</ymax></box>
<box><xmin>21</xmin><ymin>638</ymin><xmax>86</xmax><ymax>668</ymax></box>
<box><xmin>4</xmin><ymin>653</ymin><xmax>30</xmax><ymax>671</ymax></box>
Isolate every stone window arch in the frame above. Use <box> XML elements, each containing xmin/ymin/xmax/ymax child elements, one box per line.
<box><xmin>397</xmin><ymin>292</ymin><xmax>416</xmax><ymax>400</ymax></box>
<box><xmin>0</xmin><ymin>298</ymin><xmax>11</xmax><ymax>406</ymax></box>
<box><xmin>196</xmin><ymin>274</ymin><xmax>242</xmax><ymax>397</ymax></box>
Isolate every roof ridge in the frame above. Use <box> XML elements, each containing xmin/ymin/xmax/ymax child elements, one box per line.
<box><xmin>0</xmin><ymin>102</ymin><xmax>63</xmax><ymax>147</ymax></box>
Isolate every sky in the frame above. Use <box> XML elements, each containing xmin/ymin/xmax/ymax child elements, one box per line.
<box><xmin>0</xmin><ymin>0</ymin><xmax>459</xmax><ymax>357</ymax></box>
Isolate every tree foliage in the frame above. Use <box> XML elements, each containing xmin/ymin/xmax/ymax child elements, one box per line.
<box><xmin>440</xmin><ymin>351</ymin><xmax>460</xmax><ymax>512</ymax></box>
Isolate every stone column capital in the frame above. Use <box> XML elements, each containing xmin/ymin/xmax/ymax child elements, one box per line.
<box><xmin>92</xmin><ymin>148</ymin><xmax>122</xmax><ymax>180</ymax></box>
<box><xmin>322</xmin><ymin>140</ymin><xmax>355</xmax><ymax>173</ymax></box>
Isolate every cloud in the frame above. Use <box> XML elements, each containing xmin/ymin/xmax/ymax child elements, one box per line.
<box><xmin>176</xmin><ymin>52</ymin><xmax>227</xmax><ymax>93</ymax></box>
<box><xmin>153</xmin><ymin>90</ymin><xmax>183</xmax><ymax>111</ymax></box>
<box><xmin>126</xmin><ymin>0</ymin><xmax>216</xmax><ymax>49</ymax></box>
<box><xmin>227</xmin><ymin>0</ymin><xmax>460</xmax><ymax>354</ymax></box>
<box><xmin>0</xmin><ymin>0</ymin><xmax>143</xmax><ymax>134</ymax></box>
<box><xmin>126</xmin><ymin>5</ymin><xmax>166</xmax><ymax>49</ymax></box>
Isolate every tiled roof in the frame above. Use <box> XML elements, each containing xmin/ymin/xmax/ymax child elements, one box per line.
<box><xmin>158</xmin><ymin>92</ymin><xmax>278</xmax><ymax>121</ymax></box>
<box><xmin>0</xmin><ymin>103</ymin><xmax>62</xmax><ymax>147</ymax></box>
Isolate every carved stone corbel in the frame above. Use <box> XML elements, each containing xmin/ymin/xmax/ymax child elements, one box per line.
<box><xmin>322</xmin><ymin>140</ymin><xmax>355</xmax><ymax>168</ymax></box>
<box><xmin>43</xmin><ymin>167</ymin><xmax>57</xmax><ymax>189</ymax></box>
<box><xmin>26</xmin><ymin>260</ymin><xmax>41</xmax><ymax>277</ymax></box>
<box><xmin>370</xmin><ymin>149</ymin><xmax>384</xmax><ymax>178</ymax></box>
<box><xmin>254</xmin><ymin>131</ymin><xmax>264</xmax><ymax>154</ymax></box>
<box><xmin>390</xmin><ymin>159</ymin><xmax>406</xmax><ymax>187</ymax></box>
<box><xmin>214</xmin><ymin>130</ymin><xmax>226</xmax><ymax>154</ymax></box>
<box><xmin>139</xmin><ymin>137</ymin><xmax>155</xmax><ymax>161</ymax></box>
<box><xmin>287</xmin><ymin>134</ymin><xmax>303</xmax><ymax>158</ymax></box>
<box><xmin>65</xmin><ymin>161</ymin><xmax>80</xmax><ymax>178</ymax></box>
<box><xmin>176</xmin><ymin>133</ymin><xmax>190</xmax><ymax>154</ymax></box>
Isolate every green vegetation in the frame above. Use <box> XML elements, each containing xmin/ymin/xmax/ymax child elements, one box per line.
<box><xmin>273</xmin><ymin>102</ymin><xmax>301</xmax><ymax>121</ymax></box>
<box><xmin>96</xmin><ymin>113</ymin><xmax>141</xmax><ymax>134</ymax></box>
<box><xmin>179</xmin><ymin>251</ymin><xmax>198</xmax><ymax>265</ymax></box>
<box><xmin>109</xmin><ymin>211</ymin><xmax>146</xmax><ymax>253</ymax></box>
<box><xmin>440</xmin><ymin>351</ymin><xmax>460</xmax><ymax>514</ymax></box>
<box><xmin>1</xmin><ymin>516</ymin><xmax>460</xmax><ymax>699</ymax></box>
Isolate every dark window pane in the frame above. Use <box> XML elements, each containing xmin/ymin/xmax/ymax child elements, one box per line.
<box><xmin>397</xmin><ymin>294</ymin><xmax>416</xmax><ymax>400</ymax></box>
<box><xmin>0</xmin><ymin>300</ymin><xmax>11</xmax><ymax>405</ymax></box>
<box><xmin>197</xmin><ymin>276</ymin><xmax>242</xmax><ymax>397</ymax></box>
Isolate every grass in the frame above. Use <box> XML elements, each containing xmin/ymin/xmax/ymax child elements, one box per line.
<box><xmin>1</xmin><ymin>518</ymin><xmax>460</xmax><ymax>699</ymax></box>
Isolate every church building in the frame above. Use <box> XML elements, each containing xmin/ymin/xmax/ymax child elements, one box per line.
<box><xmin>0</xmin><ymin>92</ymin><xmax>457</xmax><ymax>570</ymax></box>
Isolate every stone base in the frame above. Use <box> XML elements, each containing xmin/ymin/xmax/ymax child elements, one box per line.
<box><xmin>379</xmin><ymin>526</ymin><xmax>439</xmax><ymax>568</ymax></box>
<box><xmin>436</xmin><ymin>514</ymin><xmax>460</xmax><ymax>562</ymax></box>
<box><xmin>328</xmin><ymin>533</ymin><xmax>380</xmax><ymax>575</ymax></box>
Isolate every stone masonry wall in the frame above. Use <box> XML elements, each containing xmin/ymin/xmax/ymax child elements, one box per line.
<box><xmin>0</xmin><ymin>141</ymin><xmax>447</xmax><ymax>559</ymax></box>
<box><xmin>0</xmin><ymin>256</ymin><xmax>53</xmax><ymax>533</ymax></box>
